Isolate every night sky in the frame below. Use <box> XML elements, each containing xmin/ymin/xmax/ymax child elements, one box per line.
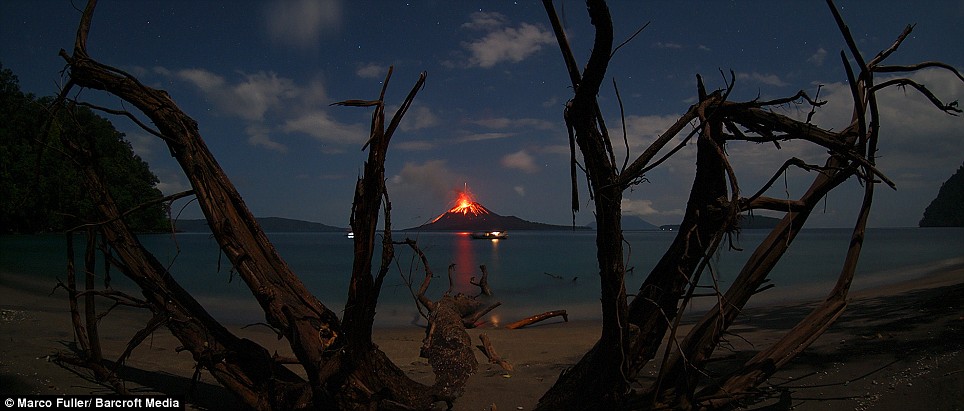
<box><xmin>2</xmin><ymin>1</ymin><xmax>961</xmax><ymax>229</ymax></box>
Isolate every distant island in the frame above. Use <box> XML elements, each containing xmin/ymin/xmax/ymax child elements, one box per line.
<box><xmin>589</xmin><ymin>215</ymin><xmax>659</xmax><ymax>231</ymax></box>
<box><xmin>659</xmin><ymin>214</ymin><xmax>781</xmax><ymax>231</ymax></box>
<box><xmin>406</xmin><ymin>196</ymin><xmax>588</xmax><ymax>231</ymax></box>
<box><xmin>919</xmin><ymin>163</ymin><xmax>964</xmax><ymax>227</ymax></box>
<box><xmin>173</xmin><ymin>217</ymin><xmax>344</xmax><ymax>233</ymax></box>
<box><xmin>737</xmin><ymin>214</ymin><xmax>782</xmax><ymax>229</ymax></box>
<box><xmin>168</xmin><ymin>211</ymin><xmax>784</xmax><ymax>234</ymax></box>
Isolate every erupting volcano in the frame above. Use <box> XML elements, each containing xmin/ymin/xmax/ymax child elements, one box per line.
<box><xmin>430</xmin><ymin>188</ymin><xmax>492</xmax><ymax>223</ymax></box>
<box><xmin>408</xmin><ymin>184</ymin><xmax>586</xmax><ymax>232</ymax></box>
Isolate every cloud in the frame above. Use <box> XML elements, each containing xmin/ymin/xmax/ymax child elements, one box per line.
<box><xmin>177</xmin><ymin>68</ymin><xmax>224</xmax><ymax>91</ymax></box>
<box><xmin>154</xmin><ymin>170</ymin><xmax>191</xmax><ymax>196</ymax></box>
<box><xmin>390</xmin><ymin>160</ymin><xmax>467</xmax><ymax>201</ymax></box>
<box><xmin>615</xmin><ymin>113</ymin><xmax>698</xmax><ymax>164</ymax></box>
<box><xmin>621</xmin><ymin>198</ymin><xmax>685</xmax><ymax>223</ymax></box>
<box><xmin>736</xmin><ymin>72</ymin><xmax>789</xmax><ymax>87</ymax></box>
<box><xmin>808</xmin><ymin>47</ymin><xmax>828</xmax><ymax>66</ymax></box>
<box><xmin>395</xmin><ymin>140</ymin><xmax>437</xmax><ymax>151</ymax></box>
<box><xmin>400</xmin><ymin>106</ymin><xmax>440</xmax><ymax>132</ymax></box>
<box><xmin>245</xmin><ymin>124</ymin><xmax>287</xmax><ymax>152</ymax></box>
<box><xmin>470</xmin><ymin>117</ymin><xmax>555</xmax><ymax>130</ymax></box>
<box><xmin>264</xmin><ymin>0</ymin><xmax>342</xmax><ymax>50</ymax></box>
<box><xmin>462</xmin><ymin>11</ymin><xmax>509</xmax><ymax>30</ymax></box>
<box><xmin>456</xmin><ymin>132</ymin><xmax>514</xmax><ymax>143</ymax></box>
<box><xmin>164</xmin><ymin>67</ymin><xmax>373</xmax><ymax>152</ymax></box>
<box><xmin>502</xmin><ymin>150</ymin><xmax>539</xmax><ymax>173</ymax></box>
<box><xmin>621</xmin><ymin>198</ymin><xmax>659</xmax><ymax>216</ymax></box>
<box><xmin>282</xmin><ymin>111</ymin><xmax>367</xmax><ymax>145</ymax></box>
<box><xmin>356</xmin><ymin>63</ymin><xmax>385</xmax><ymax>79</ymax></box>
<box><xmin>461</xmin><ymin>13</ymin><xmax>554</xmax><ymax>68</ymax></box>
<box><xmin>653</xmin><ymin>41</ymin><xmax>683</xmax><ymax>49</ymax></box>
<box><xmin>176</xmin><ymin>69</ymin><xmax>297</xmax><ymax>121</ymax></box>
<box><xmin>808</xmin><ymin>69</ymin><xmax>964</xmax><ymax>174</ymax></box>
<box><xmin>125</xmin><ymin>131</ymin><xmax>158</xmax><ymax>158</ymax></box>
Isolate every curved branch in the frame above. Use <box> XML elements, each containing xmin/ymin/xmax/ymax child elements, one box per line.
<box><xmin>73</xmin><ymin>101</ymin><xmax>169</xmax><ymax>142</ymax></box>
<box><xmin>874</xmin><ymin>61</ymin><xmax>964</xmax><ymax>82</ymax></box>
<box><xmin>871</xmin><ymin>78</ymin><xmax>962</xmax><ymax>114</ymax></box>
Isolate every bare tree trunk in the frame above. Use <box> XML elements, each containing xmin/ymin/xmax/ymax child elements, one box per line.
<box><xmin>536</xmin><ymin>1</ymin><xmax>635</xmax><ymax>409</ymax></box>
<box><xmin>55</xmin><ymin>1</ymin><xmax>471</xmax><ymax>409</ymax></box>
<box><xmin>538</xmin><ymin>0</ymin><xmax>961</xmax><ymax>409</ymax></box>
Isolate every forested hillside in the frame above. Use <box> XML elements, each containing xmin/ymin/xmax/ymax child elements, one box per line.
<box><xmin>919</xmin><ymin>163</ymin><xmax>964</xmax><ymax>227</ymax></box>
<box><xmin>0</xmin><ymin>63</ymin><xmax>169</xmax><ymax>233</ymax></box>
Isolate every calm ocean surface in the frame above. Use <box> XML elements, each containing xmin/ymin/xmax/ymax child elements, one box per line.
<box><xmin>2</xmin><ymin>228</ymin><xmax>962</xmax><ymax>327</ymax></box>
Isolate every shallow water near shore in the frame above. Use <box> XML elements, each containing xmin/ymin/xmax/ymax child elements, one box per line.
<box><xmin>2</xmin><ymin>227</ymin><xmax>962</xmax><ymax>326</ymax></box>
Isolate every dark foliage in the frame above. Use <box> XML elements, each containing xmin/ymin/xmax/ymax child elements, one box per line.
<box><xmin>0</xmin><ymin>62</ymin><xmax>169</xmax><ymax>233</ymax></box>
<box><xmin>919</xmin><ymin>162</ymin><xmax>964</xmax><ymax>227</ymax></box>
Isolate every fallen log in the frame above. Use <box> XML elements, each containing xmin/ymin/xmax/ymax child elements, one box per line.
<box><xmin>505</xmin><ymin>310</ymin><xmax>569</xmax><ymax>330</ymax></box>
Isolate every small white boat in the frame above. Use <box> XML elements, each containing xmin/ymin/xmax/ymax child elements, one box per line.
<box><xmin>471</xmin><ymin>230</ymin><xmax>507</xmax><ymax>240</ymax></box>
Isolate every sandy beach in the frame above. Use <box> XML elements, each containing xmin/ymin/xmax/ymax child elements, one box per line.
<box><xmin>1</xmin><ymin>260</ymin><xmax>961</xmax><ymax>410</ymax></box>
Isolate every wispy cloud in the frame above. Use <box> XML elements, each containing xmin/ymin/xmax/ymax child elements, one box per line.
<box><xmin>461</xmin><ymin>11</ymin><xmax>508</xmax><ymax>30</ymax></box>
<box><xmin>736</xmin><ymin>71</ymin><xmax>789</xmax><ymax>87</ymax></box>
<box><xmin>400</xmin><ymin>106</ymin><xmax>440</xmax><ymax>132</ymax></box>
<box><xmin>245</xmin><ymin>124</ymin><xmax>287</xmax><ymax>153</ymax></box>
<box><xmin>501</xmin><ymin>150</ymin><xmax>539</xmax><ymax>173</ymax></box>
<box><xmin>282</xmin><ymin>112</ymin><xmax>367</xmax><ymax>146</ymax></box>
<box><xmin>395</xmin><ymin>140</ymin><xmax>437</xmax><ymax>151</ymax></box>
<box><xmin>264</xmin><ymin>0</ymin><xmax>342</xmax><ymax>50</ymax></box>
<box><xmin>356</xmin><ymin>63</ymin><xmax>386</xmax><ymax>79</ymax></box>
<box><xmin>456</xmin><ymin>132</ymin><xmax>514</xmax><ymax>143</ymax></box>
<box><xmin>470</xmin><ymin>117</ymin><xmax>555</xmax><ymax>130</ymax></box>
<box><xmin>653</xmin><ymin>41</ymin><xmax>683</xmax><ymax>49</ymax></box>
<box><xmin>162</xmin><ymin>67</ymin><xmax>371</xmax><ymax>152</ymax></box>
<box><xmin>808</xmin><ymin>47</ymin><xmax>828</xmax><ymax>66</ymax></box>
<box><xmin>389</xmin><ymin>160</ymin><xmax>469</xmax><ymax>214</ymax></box>
<box><xmin>621</xmin><ymin>198</ymin><xmax>685</xmax><ymax>223</ymax></box>
<box><xmin>177</xmin><ymin>69</ymin><xmax>298</xmax><ymax>121</ymax></box>
<box><xmin>461</xmin><ymin>12</ymin><xmax>554</xmax><ymax>68</ymax></box>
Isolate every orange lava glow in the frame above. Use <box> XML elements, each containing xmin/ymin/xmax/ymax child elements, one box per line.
<box><xmin>429</xmin><ymin>185</ymin><xmax>490</xmax><ymax>223</ymax></box>
<box><xmin>449</xmin><ymin>191</ymin><xmax>486</xmax><ymax>216</ymax></box>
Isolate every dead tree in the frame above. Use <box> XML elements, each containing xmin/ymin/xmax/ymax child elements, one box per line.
<box><xmin>52</xmin><ymin>1</ymin><xmax>476</xmax><ymax>409</ymax></box>
<box><xmin>536</xmin><ymin>0</ymin><xmax>962</xmax><ymax>409</ymax></box>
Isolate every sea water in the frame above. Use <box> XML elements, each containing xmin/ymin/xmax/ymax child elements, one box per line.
<box><xmin>1</xmin><ymin>228</ymin><xmax>962</xmax><ymax>327</ymax></box>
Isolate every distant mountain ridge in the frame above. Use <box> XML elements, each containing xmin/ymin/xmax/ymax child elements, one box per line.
<box><xmin>173</xmin><ymin>217</ymin><xmax>344</xmax><ymax>233</ymax></box>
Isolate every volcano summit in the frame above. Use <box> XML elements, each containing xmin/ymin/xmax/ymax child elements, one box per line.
<box><xmin>407</xmin><ymin>189</ymin><xmax>585</xmax><ymax>231</ymax></box>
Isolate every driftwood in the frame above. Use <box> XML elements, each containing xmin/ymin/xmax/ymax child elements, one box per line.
<box><xmin>470</xmin><ymin>265</ymin><xmax>494</xmax><ymax>296</ymax></box>
<box><xmin>505</xmin><ymin>310</ymin><xmax>569</xmax><ymax>330</ymax></box>
<box><xmin>478</xmin><ymin>333</ymin><xmax>513</xmax><ymax>372</ymax></box>
<box><xmin>535</xmin><ymin>0</ymin><xmax>962</xmax><ymax>409</ymax></box>
<box><xmin>47</xmin><ymin>0</ymin><xmax>960</xmax><ymax>409</ymax></box>
<box><xmin>50</xmin><ymin>1</ymin><xmax>480</xmax><ymax>408</ymax></box>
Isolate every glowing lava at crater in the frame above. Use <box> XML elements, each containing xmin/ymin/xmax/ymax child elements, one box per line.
<box><xmin>449</xmin><ymin>190</ymin><xmax>488</xmax><ymax>216</ymax></box>
<box><xmin>429</xmin><ymin>186</ymin><xmax>492</xmax><ymax>223</ymax></box>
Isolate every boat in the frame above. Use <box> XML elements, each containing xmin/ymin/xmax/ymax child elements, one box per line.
<box><xmin>471</xmin><ymin>230</ymin><xmax>507</xmax><ymax>240</ymax></box>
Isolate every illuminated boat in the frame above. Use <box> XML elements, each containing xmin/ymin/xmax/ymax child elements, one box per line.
<box><xmin>471</xmin><ymin>230</ymin><xmax>507</xmax><ymax>240</ymax></box>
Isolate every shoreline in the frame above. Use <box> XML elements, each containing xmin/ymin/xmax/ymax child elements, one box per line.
<box><xmin>1</xmin><ymin>261</ymin><xmax>961</xmax><ymax>410</ymax></box>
